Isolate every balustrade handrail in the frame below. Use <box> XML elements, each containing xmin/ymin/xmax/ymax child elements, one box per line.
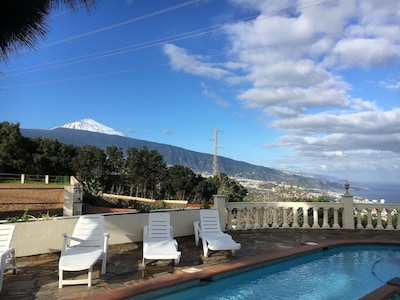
<box><xmin>226</xmin><ymin>201</ymin><xmax>344</xmax><ymax>209</ymax></box>
<box><xmin>212</xmin><ymin>196</ymin><xmax>400</xmax><ymax>231</ymax></box>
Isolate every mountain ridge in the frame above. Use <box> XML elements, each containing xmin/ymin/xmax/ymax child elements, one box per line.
<box><xmin>20</xmin><ymin>127</ymin><xmax>343</xmax><ymax>192</ymax></box>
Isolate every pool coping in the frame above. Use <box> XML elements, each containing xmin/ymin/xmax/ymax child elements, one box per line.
<box><xmin>74</xmin><ymin>240</ymin><xmax>400</xmax><ymax>300</ymax></box>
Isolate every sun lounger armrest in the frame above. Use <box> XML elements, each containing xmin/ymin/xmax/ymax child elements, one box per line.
<box><xmin>61</xmin><ymin>233</ymin><xmax>72</xmax><ymax>253</ymax></box>
<box><xmin>143</xmin><ymin>225</ymin><xmax>149</xmax><ymax>241</ymax></box>
<box><xmin>103</xmin><ymin>233</ymin><xmax>109</xmax><ymax>258</ymax></box>
<box><xmin>1</xmin><ymin>247</ymin><xmax>15</xmax><ymax>264</ymax></box>
<box><xmin>103</xmin><ymin>232</ymin><xmax>110</xmax><ymax>246</ymax></box>
<box><xmin>194</xmin><ymin>221</ymin><xmax>200</xmax><ymax>246</ymax></box>
<box><xmin>1</xmin><ymin>247</ymin><xmax>14</xmax><ymax>258</ymax></box>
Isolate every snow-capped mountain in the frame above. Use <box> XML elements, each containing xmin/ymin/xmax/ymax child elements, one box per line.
<box><xmin>51</xmin><ymin>118</ymin><xmax>125</xmax><ymax>136</ymax></box>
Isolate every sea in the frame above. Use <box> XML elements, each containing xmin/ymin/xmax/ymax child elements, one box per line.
<box><xmin>351</xmin><ymin>182</ymin><xmax>400</xmax><ymax>204</ymax></box>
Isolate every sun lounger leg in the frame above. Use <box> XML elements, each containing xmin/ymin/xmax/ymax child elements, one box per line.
<box><xmin>59</xmin><ymin>270</ymin><xmax>63</xmax><ymax>288</ymax></box>
<box><xmin>202</xmin><ymin>239</ymin><xmax>209</xmax><ymax>257</ymax></box>
<box><xmin>88</xmin><ymin>267</ymin><xmax>92</xmax><ymax>287</ymax></box>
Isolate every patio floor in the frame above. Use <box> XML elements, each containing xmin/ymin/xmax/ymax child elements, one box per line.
<box><xmin>2</xmin><ymin>229</ymin><xmax>400</xmax><ymax>299</ymax></box>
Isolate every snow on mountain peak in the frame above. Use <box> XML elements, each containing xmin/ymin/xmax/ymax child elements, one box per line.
<box><xmin>51</xmin><ymin>118</ymin><xmax>125</xmax><ymax>136</ymax></box>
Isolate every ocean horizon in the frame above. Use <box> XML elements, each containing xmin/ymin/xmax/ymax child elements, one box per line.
<box><xmin>351</xmin><ymin>182</ymin><xmax>400</xmax><ymax>204</ymax></box>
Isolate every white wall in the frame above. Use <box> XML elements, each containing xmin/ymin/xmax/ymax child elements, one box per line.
<box><xmin>10</xmin><ymin>209</ymin><xmax>201</xmax><ymax>257</ymax></box>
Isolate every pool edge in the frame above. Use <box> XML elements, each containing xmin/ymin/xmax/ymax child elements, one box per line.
<box><xmin>74</xmin><ymin>240</ymin><xmax>400</xmax><ymax>300</ymax></box>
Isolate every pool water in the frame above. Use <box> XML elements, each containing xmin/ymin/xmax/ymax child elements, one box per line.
<box><xmin>154</xmin><ymin>245</ymin><xmax>400</xmax><ymax>300</ymax></box>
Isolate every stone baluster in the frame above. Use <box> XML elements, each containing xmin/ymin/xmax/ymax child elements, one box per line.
<box><xmin>386</xmin><ymin>209</ymin><xmax>394</xmax><ymax>230</ymax></box>
<box><xmin>236</xmin><ymin>208</ymin><xmax>243</xmax><ymax>230</ymax></box>
<box><xmin>312</xmin><ymin>207</ymin><xmax>320</xmax><ymax>228</ymax></box>
<box><xmin>254</xmin><ymin>207</ymin><xmax>261</xmax><ymax>229</ymax></box>
<box><xmin>272</xmin><ymin>207</ymin><xmax>279</xmax><ymax>228</ymax></box>
<box><xmin>262</xmin><ymin>207</ymin><xmax>269</xmax><ymax>228</ymax></box>
<box><xmin>375</xmin><ymin>208</ymin><xmax>384</xmax><ymax>230</ymax></box>
<box><xmin>245</xmin><ymin>207</ymin><xmax>251</xmax><ymax>230</ymax></box>
<box><xmin>356</xmin><ymin>208</ymin><xmax>363</xmax><ymax>229</ymax></box>
<box><xmin>322</xmin><ymin>207</ymin><xmax>330</xmax><ymax>228</ymax></box>
<box><xmin>292</xmin><ymin>207</ymin><xmax>299</xmax><ymax>228</ymax></box>
<box><xmin>282</xmin><ymin>207</ymin><xmax>289</xmax><ymax>228</ymax></box>
<box><xmin>302</xmin><ymin>207</ymin><xmax>311</xmax><ymax>228</ymax></box>
<box><xmin>366</xmin><ymin>208</ymin><xmax>374</xmax><ymax>229</ymax></box>
<box><xmin>332</xmin><ymin>207</ymin><xmax>340</xmax><ymax>229</ymax></box>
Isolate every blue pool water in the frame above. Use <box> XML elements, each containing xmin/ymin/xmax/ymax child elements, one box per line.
<box><xmin>148</xmin><ymin>245</ymin><xmax>400</xmax><ymax>300</ymax></box>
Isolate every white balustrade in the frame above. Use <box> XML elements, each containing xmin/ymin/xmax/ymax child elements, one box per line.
<box><xmin>222</xmin><ymin>200</ymin><xmax>400</xmax><ymax>231</ymax></box>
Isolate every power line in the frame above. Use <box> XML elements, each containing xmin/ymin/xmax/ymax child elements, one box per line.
<box><xmin>1</xmin><ymin>0</ymin><xmax>342</xmax><ymax>87</ymax></box>
<box><xmin>3</xmin><ymin>0</ymin><xmax>336</xmax><ymax>76</ymax></box>
<box><xmin>41</xmin><ymin>0</ymin><xmax>200</xmax><ymax>48</ymax></box>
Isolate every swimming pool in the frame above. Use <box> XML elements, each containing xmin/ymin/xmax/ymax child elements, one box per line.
<box><xmin>137</xmin><ymin>244</ymin><xmax>400</xmax><ymax>300</ymax></box>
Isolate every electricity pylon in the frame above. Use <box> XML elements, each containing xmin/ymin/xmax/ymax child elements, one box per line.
<box><xmin>212</xmin><ymin>128</ymin><xmax>220</xmax><ymax>175</ymax></box>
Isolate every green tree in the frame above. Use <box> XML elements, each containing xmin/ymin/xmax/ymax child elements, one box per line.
<box><xmin>161</xmin><ymin>165</ymin><xmax>197</xmax><ymax>200</ymax></box>
<box><xmin>58</xmin><ymin>143</ymin><xmax>78</xmax><ymax>175</ymax></box>
<box><xmin>0</xmin><ymin>121</ymin><xmax>28</xmax><ymax>172</ymax></box>
<box><xmin>71</xmin><ymin>145</ymin><xmax>106</xmax><ymax>182</ymax></box>
<box><xmin>0</xmin><ymin>0</ymin><xmax>95</xmax><ymax>61</ymax></box>
<box><xmin>30</xmin><ymin>137</ymin><xmax>69</xmax><ymax>174</ymax></box>
<box><xmin>144</xmin><ymin>149</ymin><xmax>166</xmax><ymax>199</ymax></box>
<box><xmin>125</xmin><ymin>147</ymin><xmax>166</xmax><ymax>198</ymax></box>
<box><xmin>125</xmin><ymin>147</ymin><xmax>145</xmax><ymax>197</ymax></box>
<box><xmin>208</xmin><ymin>173</ymin><xmax>247</xmax><ymax>202</ymax></box>
<box><xmin>104</xmin><ymin>145</ymin><xmax>125</xmax><ymax>194</ymax></box>
<box><xmin>192</xmin><ymin>175</ymin><xmax>217</xmax><ymax>204</ymax></box>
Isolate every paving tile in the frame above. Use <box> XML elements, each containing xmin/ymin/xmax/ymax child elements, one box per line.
<box><xmin>1</xmin><ymin>229</ymin><xmax>400</xmax><ymax>299</ymax></box>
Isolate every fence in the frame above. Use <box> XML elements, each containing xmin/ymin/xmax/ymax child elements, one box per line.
<box><xmin>0</xmin><ymin>175</ymin><xmax>81</xmax><ymax>218</ymax></box>
<box><xmin>0</xmin><ymin>173</ymin><xmax>70</xmax><ymax>185</ymax></box>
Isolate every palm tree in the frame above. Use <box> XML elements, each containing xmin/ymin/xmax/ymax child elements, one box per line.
<box><xmin>0</xmin><ymin>0</ymin><xmax>95</xmax><ymax>61</ymax></box>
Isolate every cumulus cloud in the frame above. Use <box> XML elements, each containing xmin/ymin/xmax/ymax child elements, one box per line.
<box><xmin>329</xmin><ymin>38</ymin><xmax>400</xmax><ymax>68</ymax></box>
<box><xmin>164</xmin><ymin>0</ymin><xmax>400</xmax><ymax>176</ymax></box>
<box><xmin>270</xmin><ymin>108</ymin><xmax>400</xmax><ymax>135</ymax></box>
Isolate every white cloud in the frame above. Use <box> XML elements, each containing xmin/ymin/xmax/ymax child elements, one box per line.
<box><xmin>329</xmin><ymin>38</ymin><xmax>400</xmax><ymax>68</ymax></box>
<box><xmin>164</xmin><ymin>0</ymin><xmax>400</xmax><ymax>179</ymax></box>
<box><xmin>163</xmin><ymin>44</ymin><xmax>230</xmax><ymax>79</ymax></box>
<box><xmin>161</xmin><ymin>129</ymin><xmax>172</xmax><ymax>135</ymax></box>
<box><xmin>381</xmin><ymin>81</ymin><xmax>400</xmax><ymax>90</ymax></box>
<box><xmin>270</xmin><ymin>108</ymin><xmax>400</xmax><ymax>135</ymax></box>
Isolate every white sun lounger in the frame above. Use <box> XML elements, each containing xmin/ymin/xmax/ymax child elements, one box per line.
<box><xmin>142</xmin><ymin>212</ymin><xmax>181</xmax><ymax>267</ymax></box>
<box><xmin>58</xmin><ymin>215</ymin><xmax>109</xmax><ymax>288</ymax></box>
<box><xmin>194</xmin><ymin>209</ymin><xmax>241</xmax><ymax>257</ymax></box>
<box><xmin>0</xmin><ymin>225</ymin><xmax>17</xmax><ymax>292</ymax></box>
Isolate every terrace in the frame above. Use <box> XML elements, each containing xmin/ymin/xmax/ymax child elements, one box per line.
<box><xmin>2</xmin><ymin>194</ymin><xmax>400</xmax><ymax>299</ymax></box>
<box><xmin>2</xmin><ymin>229</ymin><xmax>400</xmax><ymax>300</ymax></box>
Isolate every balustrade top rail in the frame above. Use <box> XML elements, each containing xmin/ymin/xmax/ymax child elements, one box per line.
<box><xmin>217</xmin><ymin>196</ymin><xmax>400</xmax><ymax>231</ymax></box>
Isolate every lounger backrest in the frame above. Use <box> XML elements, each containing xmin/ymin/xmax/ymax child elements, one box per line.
<box><xmin>200</xmin><ymin>209</ymin><xmax>222</xmax><ymax>234</ymax></box>
<box><xmin>69</xmin><ymin>215</ymin><xmax>106</xmax><ymax>248</ymax></box>
<box><xmin>147</xmin><ymin>212</ymin><xmax>171</xmax><ymax>240</ymax></box>
<box><xmin>0</xmin><ymin>225</ymin><xmax>14</xmax><ymax>256</ymax></box>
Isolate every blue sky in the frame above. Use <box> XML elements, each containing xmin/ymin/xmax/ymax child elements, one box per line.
<box><xmin>1</xmin><ymin>0</ymin><xmax>400</xmax><ymax>183</ymax></box>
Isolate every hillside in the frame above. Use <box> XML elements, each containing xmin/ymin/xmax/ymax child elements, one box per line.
<box><xmin>20</xmin><ymin>128</ymin><xmax>343</xmax><ymax>192</ymax></box>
